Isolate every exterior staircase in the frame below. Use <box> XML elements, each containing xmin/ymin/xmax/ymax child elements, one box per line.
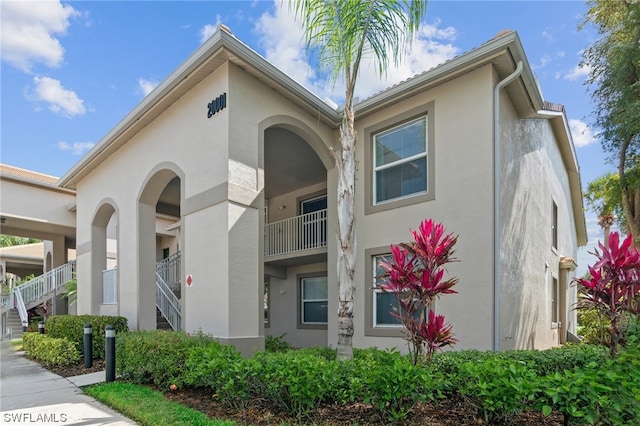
<box><xmin>5</xmin><ymin>308</ymin><xmax>24</xmax><ymax>339</ymax></box>
<box><xmin>156</xmin><ymin>307</ymin><xmax>172</xmax><ymax>330</ymax></box>
<box><xmin>1</xmin><ymin>262</ymin><xmax>75</xmax><ymax>339</ymax></box>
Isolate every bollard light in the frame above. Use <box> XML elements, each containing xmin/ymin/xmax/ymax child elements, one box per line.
<box><xmin>84</xmin><ymin>324</ymin><xmax>93</xmax><ymax>368</ymax></box>
<box><xmin>38</xmin><ymin>321</ymin><xmax>45</xmax><ymax>334</ymax></box>
<box><xmin>105</xmin><ymin>325</ymin><xmax>116</xmax><ymax>382</ymax></box>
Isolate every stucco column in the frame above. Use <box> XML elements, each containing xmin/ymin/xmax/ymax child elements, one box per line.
<box><xmin>182</xmin><ymin>196</ymin><xmax>263</xmax><ymax>356</ymax></box>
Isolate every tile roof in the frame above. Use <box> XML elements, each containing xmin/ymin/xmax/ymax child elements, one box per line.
<box><xmin>0</xmin><ymin>164</ymin><xmax>59</xmax><ymax>185</ymax></box>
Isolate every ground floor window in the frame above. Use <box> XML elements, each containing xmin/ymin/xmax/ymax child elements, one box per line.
<box><xmin>300</xmin><ymin>275</ymin><xmax>328</xmax><ymax>326</ymax></box>
<box><xmin>373</xmin><ymin>254</ymin><xmax>403</xmax><ymax>327</ymax></box>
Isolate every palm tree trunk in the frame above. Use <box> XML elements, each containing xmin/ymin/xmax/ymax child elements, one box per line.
<box><xmin>336</xmin><ymin>106</ymin><xmax>357</xmax><ymax>361</ymax></box>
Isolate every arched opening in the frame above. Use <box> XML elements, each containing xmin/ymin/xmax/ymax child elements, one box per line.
<box><xmin>262</xmin><ymin>123</ymin><xmax>332</xmax><ymax>348</ymax></box>
<box><xmin>138</xmin><ymin>166</ymin><xmax>183</xmax><ymax>331</ymax></box>
<box><xmin>91</xmin><ymin>202</ymin><xmax>118</xmax><ymax>314</ymax></box>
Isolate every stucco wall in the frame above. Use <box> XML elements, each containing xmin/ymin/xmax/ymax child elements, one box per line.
<box><xmin>330</xmin><ymin>64</ymin><xmax>497</xmax><ymax>352</ymax></box>
<box><xmin>499</xmin><ymin>92</ymin><xmax>579</xmax><ymax>350</ymax></box>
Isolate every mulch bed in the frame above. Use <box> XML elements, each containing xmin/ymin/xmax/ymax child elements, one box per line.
<box><xmin>42</xmin><ymin>359</ymin><xmax>564</xmax><ymax>425</ymax></box>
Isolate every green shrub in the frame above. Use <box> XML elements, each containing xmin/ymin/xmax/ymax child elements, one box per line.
<box><xmin>354</xmin><ymin>349</ymin><xmax>440</xmax><ymax>422</ymax></box>
<box><xmin>294</xmin><ymin>346</ymin><xmax>337</xmax><ymax>361</ymax></box>
<box><xmin>45</xmin><ymin>315</ymin><xmax>128</xmax><ymax>359</ymax></box>
<box><xmin>264</xmin><ymin>334</ymin><xmax>291</xmax><ymax>353</ymax></box>
<box><xmin>184</xmin><ymin>341</ymin><xmax>252</xmax><ymax>410</ymax></box>
<box><xmin>537</xmin><ymin>341</ymin><xmax>640</xmax><ymax>425</ymax></box>
<box><xmin>22</xmin><ymin>332</ymin><xmax>80</xmax><ymax>366</ymax></box>
<box><xmin>458</xmin><ymin>358</ymin><xmax>538</xmax><ymax>424</ymax></box>
<box><xmin>116</xmin><ymin>330</ymin><xmax>215</xmax><ymax>389</ymax></box>
<box><xmin>249</xmin><ymin>351</ymin><xmax>346</xmax><ymax>418</ymax></box>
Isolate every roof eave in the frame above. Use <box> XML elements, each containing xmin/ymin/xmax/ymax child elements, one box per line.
<box><xmin>59</xmin><ymin>29</ymin><xmax>339</xmax><ymax>189</ymax></box>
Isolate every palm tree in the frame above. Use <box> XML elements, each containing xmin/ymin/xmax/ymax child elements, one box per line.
<box><xmin>291</xmin><ymin>0</ymin><xmax>428</xmax><ymax>360</ymax></box>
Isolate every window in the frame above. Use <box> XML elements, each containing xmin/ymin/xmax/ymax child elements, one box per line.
<box><xmin>552</xmin><ymin>201</ymin><xmax>558</xmax><ymax>250</ymax></box>
<box><xmin>365</xmin><ymin>103</ymin><xmax>435</xmax><ymax>215</ymax></box>
<box><xmin>551</xmin><ymin>276</ymin><xmax>559</xmax><ymax>327</ymax></box>
<box><xmin>374</xmin><ymin>117</ymin><xmax>427</xmax><ymax>204</ymax></box>
<box><xmin>372</xmin><ymin>254</ymin><xmax>403</xmax><ymax>327</ymax></box>
<box><xmin>300</xmin><ymin>275</ymin><xmax>328</xmax><ymax>327</ymax></box>
<box><xmin>365</xmin><ymin>247</ymin><xmax>405</xmax><ymax>337</ymax></box>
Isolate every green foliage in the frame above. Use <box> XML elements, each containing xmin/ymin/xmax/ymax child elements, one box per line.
<box><xmin>183</xmin><ymin>341</ymin><xmax>251</xmax><ymax>410</ymax></box>
<box><xmin>578</xmin><ymin>307</ymin><xmax>609</xmax><ymax>344</ymax></box>
<box><xmin>60</xmin><ymin>276</ymin><xmax>77</xmax><ymax>306</ymax></box>
<box><xmin>22</xmin><ymin>332</ymin><xmax>80</xmax><ymax>367</ymax></box>
<box><xmin>264</xmin><ymin>333</ymin><xmax>291</xmax><ymax>353</ymax></box>
<box><xmin>250</xmin><ymin>351</ymin><xmax>346</xmax><ymax>418</ymax></box>
<box><xmin>458</xmin><ymin>358</ymin><xmax>538</xmax><ymax>424</ymax></box>
<box><xmin>116</xmin><ymin>330</ymin><xmax>215</xmax><ymax>389</ymax></box>
<box><xmin>0</xmin><ymin>235</ymin><xmax>40</xmax><ymax>247</ymax></box>
<box><xmin>536</xmin><ymin>343</ymin><xmax>640</xmax><ymax>425</ymax></box>
<box><xmin>353</xmin><ymin>348</ymin><xmax>441</xmax><ymax>422</ymax></box>
<box><xmin>45</xmin><ymin>315</ymin><xmax>128</xmax><ymax>360</ymax></box>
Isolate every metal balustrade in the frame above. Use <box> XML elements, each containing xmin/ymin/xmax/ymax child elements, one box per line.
<box><xmin>0</xmin><ymin>262</ymin><xmax>76</xmax><ymax>325</ymax></box>
<box><xmin>156</xmin><ymin>251</ymin><xmax>181</xmax><ymax>293</ymax></box>
<box><xmin>102</xmin><ymin>267</ymin><xmax>118</xmax><ymax>304</ymax></box>
<box><xmin>156</xmin><ymin>272</ymin><xmax>181</xmax><ymax>331</ymax></box>
<box><xmin>264</xmin><ymin>209</ymin><xmax>327</xmax><ymax>257</ymax></box>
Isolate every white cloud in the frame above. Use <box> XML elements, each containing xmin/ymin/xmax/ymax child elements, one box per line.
<box><xmin>200</xmin><ymin>15</ymin><xmax>223</xmax><ymax>43</ymax></box>
<box><xmin>564</xmin><ymin>63</ymin><xmax>591</xmax><ymax>81</ymax></box>
<box><xmin>57</xmin><ymin>141</ymin><xmax>95</xmax><ymax>155</ymax></box>
<box><xmin>1</xmin><ymin>0</ymin><xmax>80</xmax><ymax>72</ymax></box>
<box><xmin>254</xmin><ymin>3</ymin><xmax>459</xmax><ymax>105</ymax></box>
<box><xmin>542</xmin><ymin>28</ymin><xmax>554</xmax><ymax>42</ymax></box>
<box><xmin>569</xmin><ymin>119</ymin><xmax>597</xmax><ymax>148</ymax></box>
<box><xmin>31</xmin><ymin>76</ymin><xmax>85</xmax><ymax>117</ymax></box>
<box><xmin>532</xmin><ymin>54</ymin><xmax>551</xmax><ymax>70</ymax></box>
<box><xmin>137</xmin><ymin>78</ymin><xmax>159</xmax><ymax>97</ymax></box>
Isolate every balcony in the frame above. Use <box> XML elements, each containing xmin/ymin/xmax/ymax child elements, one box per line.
<box><xmin>264</xmin><ymin>209</ymin><xmax>327</xmax><ymax>265</ymax></box>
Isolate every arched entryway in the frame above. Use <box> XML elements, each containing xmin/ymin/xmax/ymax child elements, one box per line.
<box><xmin>137</xmin><ymin>164</ymin><xmax>183</xmax><ymax>331</ymax></box>
<box><xmin>90</xmin><ymin>201</ymin><xmax>118</xmax><ymax>314</ymax></box>
<box><xmin>261</xmin><ymin>116</ymin><xmax>334</xmax><ymax>349</ymax></box>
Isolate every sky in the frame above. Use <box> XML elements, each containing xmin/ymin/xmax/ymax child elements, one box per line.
<box><xmin>0</xmin><ymin>0</ymin><xmax>617</xmax><ymax>274</ymax></box>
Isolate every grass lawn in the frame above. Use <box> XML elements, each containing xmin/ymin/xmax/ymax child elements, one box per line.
<box><xmin>84</xmin><ymin>382</ymin><xmax>234</xmax><ymax>426</ymax></box>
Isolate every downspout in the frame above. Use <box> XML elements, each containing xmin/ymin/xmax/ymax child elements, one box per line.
<box><xmin>493</xmin><ymin>60</ymin><xmax>523</xmax><ymax>352</ymax></box>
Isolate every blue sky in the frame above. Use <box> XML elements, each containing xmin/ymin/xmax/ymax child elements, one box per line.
<box><xmin>0</xmin><ymin>0</ymin><xmax>615</xmax><ymax>273</ymax></box>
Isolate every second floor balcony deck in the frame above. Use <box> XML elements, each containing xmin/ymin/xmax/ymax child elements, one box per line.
<box><xmin>264</xmin><ymin>209</ymin><xmax>327</xmax><ymax>263</ymax></box>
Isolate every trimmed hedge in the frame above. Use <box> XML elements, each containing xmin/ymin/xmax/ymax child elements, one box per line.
<box><xmin>116</xmin><ymin>330</ymin><xmax>215</xmax><ymax>389</ymax></box>
<box><xmin>45</xmin><ymin>315</ymin><xmax>128</xmax><ymax>360</ymax></box>
<box><xmin>22</xmin><ymin>332</ymin><xmax>80</xmax><ymax>366</ymax></box>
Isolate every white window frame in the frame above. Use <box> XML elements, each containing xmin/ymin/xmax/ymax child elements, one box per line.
<box><xmin>373</xmin><ymin>116</ymin><xmax>428</xmax><ymax>205</ymax></box>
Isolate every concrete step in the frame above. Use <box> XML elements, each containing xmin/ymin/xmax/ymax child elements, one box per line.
<box><xmin>156</xmin><ymin>308</ymin><xmax>172</xmax><ymax>330</ymax></box>
<box><xmin>6</xmin><ymin>308</ymin><xmax>25</xmax><ymax>339</ymax></box>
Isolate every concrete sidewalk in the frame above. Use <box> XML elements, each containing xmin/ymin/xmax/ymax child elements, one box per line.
<box><xmin>0</xmin><ymin>340</ymin><xmax>137</xmax><ymax>425</ymax></box>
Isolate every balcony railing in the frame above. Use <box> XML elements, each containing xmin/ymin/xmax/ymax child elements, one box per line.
<box><xmin>264</xmin><ymin>209</ymin><xmax>327</xmax><ymax>257</ymax></box>
<box><xmin>102</xmin><ymin>267</ymin><xmax>118</xmax><ymax>304</ymax></box>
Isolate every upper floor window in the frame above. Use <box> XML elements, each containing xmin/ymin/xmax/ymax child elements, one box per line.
<box><xmin>374</xmin><ymin>116</ymin><xmax>428</xmax><ymax>204</ymax></box>
<box><xmin>365</xmin><ymin>103</ymin><xmax>435</xmax><ymax>215</ymax></box>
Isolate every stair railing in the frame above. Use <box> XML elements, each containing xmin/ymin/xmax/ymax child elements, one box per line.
<box><xmin>156</xmin><ymin>272</ymin><xmax>181</xmax><ymax>331</ymax></box>
<box><xmin>7</xmin><ymin>262</ymin><xmax>76</xmax><ymax>325</ymax></box>
<box><xmin>156</xmin><ymin>251</ymin><xmax>181</xmax><ymax>294</ymax></box>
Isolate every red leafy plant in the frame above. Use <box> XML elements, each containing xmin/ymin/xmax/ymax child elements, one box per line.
<box><xmin>575</xmin><ymin>231</ymin><xmax>640</xmax><ymax>357</ymax></box>
<box><xmin>378</xmin><ymin>219</ymin><xmax>459</xmax><ymax>365</ymax></box>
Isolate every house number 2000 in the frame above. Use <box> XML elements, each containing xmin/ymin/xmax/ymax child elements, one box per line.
<box><xmin>207</xmin><ymin>93</ymin><xmax>227</xmax><ymax>118</ymax></box>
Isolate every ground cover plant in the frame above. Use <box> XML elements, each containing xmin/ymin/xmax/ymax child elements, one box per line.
<box><xmin>85</xmin><ymin>382</ymin><xmax>233</xmax><ymax>426</ymax></box>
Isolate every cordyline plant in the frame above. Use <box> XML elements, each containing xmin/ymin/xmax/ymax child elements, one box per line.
<box><xmin>575</xmin><ymin>231</ymin><xmax>640</xmax><ymax>357</ymax></box>
<box><xmin>378</xmin><ymin>219</ymin><xmax>459</xmax><ymax>365</ymax></box>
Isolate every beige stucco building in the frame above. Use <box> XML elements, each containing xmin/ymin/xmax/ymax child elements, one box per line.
<box><xmin>37</xmin><ymin>28</ymin><xmax>587</xmax><ymax>355</ymax></box>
